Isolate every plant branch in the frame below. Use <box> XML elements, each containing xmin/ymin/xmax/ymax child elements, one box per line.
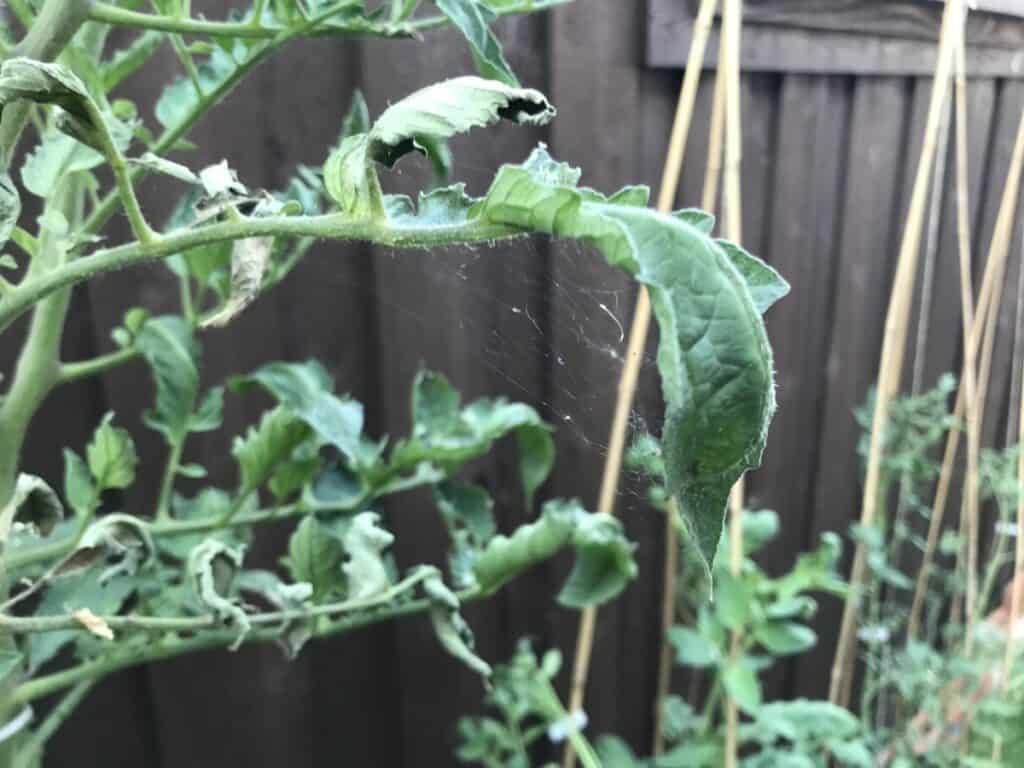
<box><xmin>58</xmin><ymin>347</ymin><xmax>139</xmax><ymax>383</ymax></box>
<box><xmin>10</xmin><ymin>580</ymin><xmax>479</xmax><ymax>705</ymax></box>
<box><xmin>0</xmin><ymin>567</ymin><xmax>438</xmax><ymax>635</ymax></box>
<box><xmin>0</xmin><ymin>213</ymin><xmax>526</xmax><ymax>333</ymax></box>
<box><xmin>6</xmin><ymin>503</ymin><xmax>303</xmax><ymax>572</ymax></box>
<box><xmin>13</xmin><ymin>681</ymin><xmax>94</xmax><ymax>767</ymax></box>
<box><xmin>85</xmin><ymin>0</ymin><xmax>569</xmax><ymax>40</ymax></box>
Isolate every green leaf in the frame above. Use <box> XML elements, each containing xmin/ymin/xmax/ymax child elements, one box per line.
<box><xmin>286</xmin><ymin>516</ymin><xmax>344</xmax><ymax>599</ymax></box>
<box><xmin>233</xmin><ymin>360</ymin><xmax>379</xmax><ymax>470</ymax></box>
<box><xmin>477</xmin><ymin>146</ymin><xmax>779</xmax><ymax>572</ymax></box>
<box><xmin>28</xmin><ymin>565</ymin><xmax>135</xmax><ymax>671</ymax></box>
<box><xmin>393</xmin><ymin>369</ymin><xmax>553</xmax><ymax>502</ymax></box>
<box><xmin>713</xmin><ymin>569</ymin><xmax>751</xmax><ymax>630</ymax></box>
<box><xmin>21</xmin><ymin>132</ymin><xmax>102</xmax><ymax>198</ymax></box>
<box><xmin>128</xmin><ymin>152</ymin><xmax>199</xmax><ymax>185</ymax></box>
<box><xmin>433</xmin><ymin>0</ymin><xmax>518</xmax><ymax>86</ymax></box>
<box><xmin>473</xmin><ymin>498</ymin><xmax>635</xmax><ymax>603</ymax></box>
<box><xmin>0</xmin><ymin>474</ymin><xmax>63</xmax><ymax>544</ymax></box>
<box><xmin>715</xmin><ymin>240</ymin><xmax>789</xmax><ymax>314</ymax></box>
<box><xmin>594</xmin><ymin>736</ymin><xmax>642</xmax><ymax>768</ymax></box>
<box><xmin>666</xmin><ymin>626</ymin><xmax>720</xmax><ymax>668</ymax></box>
<box><xmin>674</xmin><ymin>208</ymin><xmax>715</xmax><ymax>234</ymax></box>
<box><xmin>233</xmin><ymin>406</ymin><xmax>312</xmax><ymax>493</ymax></box>
<box><xmin>558</xmin><ymin>512</ymin><xmax>637</xmax><ymax>608</ymax></box>
<box><xmin>159</xmin><ymin>489</ymin><xmax>248</xmax><ymax>560</ymax></box>
<box><xmin>136</xmin><ymin>316</ymin><xmax>200</xmax><ymax>443</ymax></box>
<box><xmin>62</xmin><ymin>449</ymin><xmax>94</xmax><ymax>517</ymax></box>
<box><xmin>0</xmin><ymin>58</ymin><xmax>95</xmax><ymax>129</ymax></box>
<box><xmin>155</xmin><ymin>44</ymin><xmax>240</xmax><ymax>129</ymax></box>
<box><xmin>324</xmin><ymin>77</ymin><xmax>554</xmax><ymax>213</ymax></box>
<box><xmin>424</xmin><ymin>572</ymin><xmax>492</xmax><ymax>678</ymax></box>
<box><xmin>0</xmin><ymin>172</ymin><xmax>19</xmax><ymax>250</ymax></box>
<box><xmin>753</xmin><ymin>621</ymin><xmax>817</xmax><ymax>655</ymax></box>
<box><xmin>86</xmin><ymin>412</ymin><xmax>138</xmax><ymax>491</ymax></box>
<box><xmin>435</xmin><ymin>480</ymin><xmax>495</xmax><ymax>543</ymax></box>
<box><xmin>722</xmin><ymin>659</ymin><xmax>761</xmax><ymax>713</ymax></box>
<box><xmin>342</xmin><ymin>512</ymin><xmax>394</xmax><ymax>600</ymax></box>
<box><xmin>101</xmin><ymin>31</ymin><xmax>164</xmax><ymax>91</ymax></box>
<box><xmin>176</xmin><ymin>463</ymin><xmax>207</xmax><ymax>479</ymax></box>
<box><xmin>340</xmin><ymin>89</ymin><xmax>369</xmax><ymax>140</ymax></box>
<box><xmin>755</xmin><ymin>699</ymin><xmax>860</xmax><ymax>742</ymax></box>
<box><xmin>0</xmin><ymin>650</ymin><xmax>24</xmax><ymax>685</ymax></box>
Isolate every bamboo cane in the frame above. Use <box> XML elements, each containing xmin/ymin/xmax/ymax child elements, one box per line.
<box><xmin>563</xmin><ymin>1</ymin><xmax>722</xmax><ymax>765</ymax></box>
<box><xmin>829</xmin><ymin>0</ymin><xmax>963</xmax><ymax>707</ymax></box>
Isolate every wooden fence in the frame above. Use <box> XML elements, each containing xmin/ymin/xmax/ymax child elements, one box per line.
<box><xmin>6</xmin><ymin>0</ymin><xmax>1024</xmax><ymax>764</ymax></box>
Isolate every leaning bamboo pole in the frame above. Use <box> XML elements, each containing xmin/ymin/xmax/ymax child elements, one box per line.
<box><xmin>720</xmin><ymin>0</ymin><xmax>745</xmax><ymax>765</ymax></box>
<box><xmin>907</xmin><ymin>109</ymin><xmax>1024</xmax><ymax>641</ymax></box>
<box><xmin>562</xmin><ymin>1</ymin><xmax>721</xmax><ymax>765</ymax></box>
<box><xmin>829</xmin><ymin>0</ymin><xmax>963</xmax><ymax>707</ymax></box>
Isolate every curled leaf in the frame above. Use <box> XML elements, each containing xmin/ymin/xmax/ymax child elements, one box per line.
<box><xmin>66</xmin><ymin>514</ymin><xmax>155</xmax><ymax>583</ymax></box>
<box><xmin>0</xmin><ymin>474</ymin><xmax>63</xmax><ymax>544</ymax></box>
<box><xmin>201</xmin><ymin>236</ymin><xmax>271</xmax><ymax>328</ymax></box>
<box><xmin>424</xmin><ymin>573</ymin><xmax>492</xmax><ymax>679</ymax></box>
<box><xmin>0</xmin><ymin>172</ymin><xmax>19</xmax><ymax>251</ymax></box>
<box><xmin>0</xmin><ymin>58</ymin><xmax>94</xmax><ymax>127</ymax></box>
<box><xmin>342</xmin><ymin>512</ymin><xmax>394</xmax><ymax>600</ymax></box>
<box><xmin>187</xmin><ymin>539</ymin><xmax>250</xmax><ymax>647</ymax></box>
<box><xmin>324</xmin><ymin>77</ymin><xmax>554</xmax><ymax>214</ymax></box>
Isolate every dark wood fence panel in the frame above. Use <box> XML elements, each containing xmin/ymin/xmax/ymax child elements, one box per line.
<box><xmin>13</xmin><ymin>1</ymin><xmax>1024</xmax><ymax>765</ymax></box>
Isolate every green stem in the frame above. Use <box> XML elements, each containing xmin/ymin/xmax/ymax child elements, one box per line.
<box><xmin>0</xmin><ymin>213</ymin><xmax>525</xmax><ymax>333</ymax></box>
<box><xmin>58</xmin><ymin>347</ymin><xmax>139</xmax><ymax>383</ymax></box>
<box><xmin>11</xmin><ymin>581</ymin><xmax>479</xmax><ymax>706</ymax></box>
<box><xmin>0</xmin><ymin>568</ymin><xmax>438</xmax><ymax>635</ymax></box>
<box><xmin>154</xmin><ymin>439</ymin><xmax>184</xmax><ymax>521</ymax></box>
<box><xmin>12</xmin><ymin>681</ymin><xmax>94</xmax><ymax>767</ymax></box>
<box><xmin>85</xmin><ymin>0</ymin><xmax>569</xmax><ymax>40</ymax></box>
<box><xmin>6</xmin><ymin>503</ymin><xmax>302</xmax><ymax>572</ymax></box>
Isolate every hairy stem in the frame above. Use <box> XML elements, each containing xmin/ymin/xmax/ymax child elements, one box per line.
<box><xmin>86</xmin><ymin>0</ymin><xmax>569</xmax><ymax>39</ymax></box>
<box><xmin>0</xmin><ymin>213</ymin><xmax>525</xmax><ymax>333</ymax></box>
<box><xmin>58</xmin><ymin>347</ymin><xmax>140</xmax><ymax>383</ymax></box>
<box><xmin>11</xmin><ymin>581</ymin><xmax>478</xmax><ymax>705</ymax></box>
<box><xmin>0</xmin><ymin>568</ymin><xmax>438</xmax><ymax>635</ymax></box>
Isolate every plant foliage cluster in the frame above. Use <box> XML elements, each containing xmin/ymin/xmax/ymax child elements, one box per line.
<box><xmin>0</xmin><ymin>0</ymin><xmax>789</xmax><ymax>763</ymax></box>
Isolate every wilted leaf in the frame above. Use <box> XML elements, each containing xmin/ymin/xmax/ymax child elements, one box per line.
<box><xmin>0</xmin><ymin>474</ymin><xmax>63</xmax><ymax>544</ymax></box>
<box><xmin>424</xmin><ymin>572</ymin><xmax>492</xmax><ymax>678</ymax></box>
<box><xmin>558</xmin><ymin>512</ymin><xmax>636</xmax><ymax>608</ymax></box>
<box><xmin>202</xmin><ymin>236</ymin><xmax>271</xmax><ymax>328</ymax></box>
<box><xmin>188</xmin><ymin>538</ymin><xmax>249</xmax><ymax>646</ymax></box>
<box><xmin>0</xmin><ymin>172</ymin><xmax>19</xmax><ymax>250</ymax></box>
<box><xmin>342</xmin><ymin>512</ymin><xmax>394</xmax><ymax>600</ymax></box>
<box><xmin>324</xmin><ymin>77</ymin><xmax>554</xmax><ymax>213</ymax></box>
<box><xmin>72</xmin><ymin>608</ymin><xmax>114</xmax><ymax>640</ymax></box>
<box><xmin>473</xmin><ymin>498</ymin><xmax>635</xmax><ymax>606</ymax></box>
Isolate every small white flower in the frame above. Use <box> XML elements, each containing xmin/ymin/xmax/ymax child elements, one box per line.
<box><xmin>857</xmin><ymin>625</ymin><xmax>891</xmax><ymax>645</ymax></box>
<box><xmin>547</xmin><ymin>710</ymin><xmax>588</xmax><ymax>743</ymax></box>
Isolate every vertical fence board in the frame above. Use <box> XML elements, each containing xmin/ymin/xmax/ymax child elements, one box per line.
<box><xmin>793</xmin><ymin>77</ymin><xmax>910</xmax><ymax>699</ymax></box>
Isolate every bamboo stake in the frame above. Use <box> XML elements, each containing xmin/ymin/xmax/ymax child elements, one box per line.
<box><xmin>1003</xmin><ymin>255</ymin><xmax>1024</xmax><ymax>691</ymax></box>
<box><xmin>702</xmin><ymin>63</ymin><xmax>727</xmax><ymax>214</ymax></box>
<box><xmin>951</xmin><ymin>16</ymin><xmax>981</xmax><ymax>652</ymax></box>
<box><xmin>720</xmin><ymin>0</ymin><xmax>744</xmax><ymax>764</ymax></box>
<box><xmin>908</xmin><ymin>110</ymin><xmax>1024</xmax><ymax>639</ymax></box>
<box><xmin>563</xmin><ymin>1</ymin><xmax>721</xmax><ymax>765</ymax></box>
<box><xmin>829</xmin><ymin>0</ymin><xmax>963</xmax><ymax>707</ymax></box>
